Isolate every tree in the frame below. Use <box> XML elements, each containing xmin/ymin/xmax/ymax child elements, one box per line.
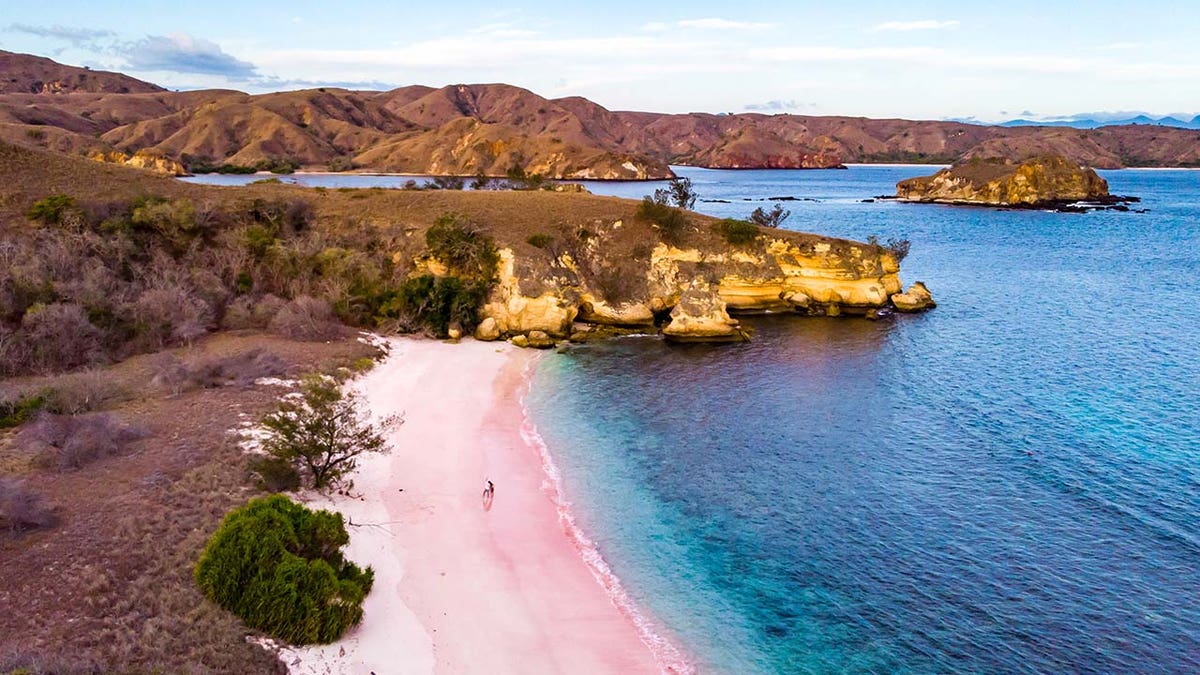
<box><xmin>261</xmin><ymin>375</ymin><xmax>393</xmax><ymax>490</ymax></box>
<box><xmin>194</xmin><ymin>494</ymin><xmax>374</xmax><ymax>644</ymax></box>
<box><xmin>867</xmin><ymin>235</ymin><xmax>912</xmax><ymax>262</ymax></box>
<box><xmin>749</xmin><ymin>204</ymin><xmax>790</xmax><ymax>228</ymax></box>
<box><xmin>653</xmin><ymin>177</ymin><xmax>697</xmax><ymax>210</ymax></box>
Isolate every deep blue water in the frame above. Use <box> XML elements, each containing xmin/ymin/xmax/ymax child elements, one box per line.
<box><xmin>526</xmin><ymin>167</ymin><xmax>1200</xmax><ymax>673</ymax></box>
<box><xmin>188</xmin><ymin>166</ymin><xmax>1200</xmax><ymax>673</ymax></box>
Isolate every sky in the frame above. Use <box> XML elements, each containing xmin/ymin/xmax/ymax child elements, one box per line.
<box><xmin>2</xmin><ymin>0</ymin><xmax>1197</xmax><ymax>122</ymax></box>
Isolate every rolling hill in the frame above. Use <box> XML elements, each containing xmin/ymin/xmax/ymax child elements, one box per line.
<box><xmin>2</xmin><ymin>50</ymin><xmax>1198</xmax><ymax>176</ymax></box>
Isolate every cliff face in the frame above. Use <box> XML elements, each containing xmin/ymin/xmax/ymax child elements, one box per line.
<box><xmin>470</xmin><ymin>221</ymin><xmax>917</xmax><ymax>343</ymax></box>
<box><xmin>896</xmin><ymin>155</ymin><xmax>1111</xmax><ymax>206</ymax></box>
<box><xmin>88</xmin><ymin>149</ymin><xmax>188</xmax><ymax>176</ymax></box>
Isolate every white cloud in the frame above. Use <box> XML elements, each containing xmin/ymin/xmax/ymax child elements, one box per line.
<box><xmin>677</xmin><ymin>18</ymin><xmax>774</xmax><ymax>30</ymax></box>
<box><xmin>871</xmin><ymin>19</ymin><xmax>960</xmax><ymax>32</ymax></box>
<box><xmin>750</xmin><ymin>46</ymin><xmax>943</xmax><ymax>63</ymax></box>
<box><xmin>640</xmin><ymin>18</ymin><xmax>773</xmax><ymax>32</ymax></box>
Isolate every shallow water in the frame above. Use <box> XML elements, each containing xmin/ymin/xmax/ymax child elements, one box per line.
<box><xmin>524</xmin><ymin>167</ymin><xmax>1200</xmax><ymax>673</ymax></box>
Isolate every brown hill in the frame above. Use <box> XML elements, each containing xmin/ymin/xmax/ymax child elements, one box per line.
<box><xmin>0</xmin><ymin>50</ymin><xmax>163</xmax><ymax>94</ymax></box>
<box><xmin>1</xmin><ymin>51</ymin><xmax>1198</xmax><ymax>176</ymax></box>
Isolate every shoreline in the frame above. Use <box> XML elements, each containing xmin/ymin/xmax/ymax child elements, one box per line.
<box><xmin>285</xmin><ymin>338</ymin><xmax>685</xmax><ymax>674</ymax></box>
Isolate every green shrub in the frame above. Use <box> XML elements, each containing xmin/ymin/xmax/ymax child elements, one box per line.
<box><xmin>391</xmin><ymin>274</ymin><xmax>490</xmax><ymax>337</ymax></box>
<box><xmin>194</xmin><ymin>495</ymin><xmax>374</xmax><ymax>644</ymax></box>
<box><xmin>713</xmin><ymin>218</ymin><xmax>760</xmax><ymax>246</ymax></box>
<box><xmin>0</xmin><ymin>393</ymin><xmax>47</xmax><ymax>429</ymax></box>
<box><xmin>636</xmin><ymin>197</ymin><xmax>688</xmax><ymax>242</ymax></box>
<box><xmin>26</xmin><ymin>194</ymin><xmax>76</xmax><ymax>225</ymax></box>
<box><xmin>526</xmin><ymin>233</ymin><xmax>554</xmax><ymax>249</ymax></box>
<box><xmin>425</xmin><ymin>215</ymin><xmax>499</xmax><ymax>280</ymax></box>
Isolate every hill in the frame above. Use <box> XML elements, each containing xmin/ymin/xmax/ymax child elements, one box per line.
<box><xmin>1</xmin><ymin>51</ymin><xmax>1198</xmax><ymax>174</ymax></box>
<box><xmin>0</xmin><ymin>50</ymin><xmax>163</xmax><ymax>94</ymax></box>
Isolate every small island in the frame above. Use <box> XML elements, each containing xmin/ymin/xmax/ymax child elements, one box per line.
<box><xmin>895</xmin><ymin>155</ymin><xmax>1136</xmax><ymax>210</ymax></box>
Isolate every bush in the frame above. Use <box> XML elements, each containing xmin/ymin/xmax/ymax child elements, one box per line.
<box><xmin>41</xmin><ymin>369</ymin><xmax>128</xmax><ymax>414</ymax></box>
<box><xmin>526</xmin><ymin>233</ymin><xmax>554</xmax><ymax>249</ymax></box>
<box><xmin>867</xmin><ymin>235</ymin><xmax>912</xmax><ymax>262</ymax></box>
<box><xmin>248</xmin><ymin>455</ymin><xmax>302</xmax><ymax>492</ymax></box>
<box><xmin>0</xmin><ymin>393</ymin><xmax>46</xmax><ymax>428</ymax></box>
<box><xmin>26</xmin><ymin>194</ymin><xmax>76</xmax><ymax>225</ymax></box>
<box><xmin>194</xmin><ymin>495</ymin><xmax>374</xmax><ymax>644</ymax></box>
<box><xmin>127</xmin><ymin>287</ymin><xmax>214</xmax><ymax>350</ymax></box>
<box><xmin>713</xmin><ymin>219</ymin><xmax>760</xmax><ymax>246</ymax></box>
<box><xmin>261</xmin><ymin>375</ymin><xmax>391</xmax><ymax>490</ymax></box>
<box><xmin>223</xmin><ymin>294</ymin><xmax>286</xmax><ymax>330</ymax></box>
<box><xmin>17</xmin><ymin>303</ymin><xmax>104</xmax><ymax>373</ymax></box>
<box><xmin>325</xmin><ymin>157</ymin><xmax>356</xmax><ymax>173</ymax></box>
<box><xmin>390</xmin><ymin>275</ymin><xmax>490</xmax><ymax>337</ymax></box>
<box><xmin>749</xmin><ymin>204</ymin><xmax>790</xmax><ymax>228</ymax></box>
<box><xmin>429</xmin><ymin>176</ymin><xmax>465</xmax><ymax>190</ymax></box>
<box><xmin>0</xmin><ymin>478</ymin><xmax>56</xmax><ymax>534</ymax></box>
<box><xmin>268</xmin><ymin>296</ymin><xmax>344</xmax><ymax>341</ymax></box>
<box><xmin>424</xmin><ymin>215</ymin><xmax>499</xmax><ymax>280</ymax></box>
<box><xmin>19</xmin><ymin>412</ymin><xmax>148</xmax><ymax>471</ymax></box>
<box><xmin>636</xmin><ymin>197</ymin><xmax>688</xmax><ymax>243</ymax></box>
<box><xmin>152</xmin><ymin>349</ymin><xmax>288</xmax><ymax>394</ymax></box>
<box><xmin>652</xmin><ymin>177</ymin><xmax>696</xmax><ymax>209</ymax></box>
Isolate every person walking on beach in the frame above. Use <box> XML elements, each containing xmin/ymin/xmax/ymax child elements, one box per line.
<box><xmin>482</xmin><ymin>479</ymin><xmax>495</xmax><ymax>509</ymax></box>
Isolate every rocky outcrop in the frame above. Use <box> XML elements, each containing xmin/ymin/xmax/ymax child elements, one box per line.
<box><xmin>896</xmin><ymin>155</ymin><xmax>1112</xmax><ymax>207</ymax></box>
<box><xmin>88</xmin><ymin>149</ymin><xmax>188</xmax><ymax>176</ymax></box>
<box><xmin>891</xmin><ymin>282</ymin><xmax>936</xmax><ymax>312</ymax></box>
<box><xmin>662</xmin><ymin>280</ymin><xmax>747</xmax><ymax>342</ymax></box>
<box><xmin>469</xmin><ymin>222</ymin><xmax>930</xmax><ymax>344</ymax></box>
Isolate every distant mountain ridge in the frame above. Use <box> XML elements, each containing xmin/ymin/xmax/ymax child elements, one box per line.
<box><xmin>997</xmin><ymin>114</ymin><xmax>1200</xmax><ymax>130</ymax></box>
<box><xmin>2</xmin><ymin>50</ymin><xmax>1199</xmax><ymax>175</ymax></box>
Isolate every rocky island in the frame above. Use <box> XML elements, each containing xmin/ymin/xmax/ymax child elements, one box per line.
<box><xmin>895</xmin><ymin>155</ymin><xmax>1133</xmax><ymax>209</ymax></box>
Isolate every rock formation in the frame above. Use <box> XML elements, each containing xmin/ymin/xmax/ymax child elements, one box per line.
<box><xmin>891</xmin><ymin>282</ymin><xmax>936</xmax><ymax>312</ymax></box>
<box><xmin>472</xmin><ymin>221</ymin><xmax>926</xmax><ymax>345</ymax></box>
<box><xmin>88</xmin><ymin>149</ymin><xmax>188</xmax><ymax>176</ymax></box>
<box><xmin>895</xmin><ymin>155</ymin><xmax>1113</xmax><ymax>207</ymax></box>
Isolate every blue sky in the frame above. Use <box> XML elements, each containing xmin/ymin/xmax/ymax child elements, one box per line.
<box><xmin>2</xmin><ymin>0</ymin><xmax>1197</xmax><ymax>121</ymax></box>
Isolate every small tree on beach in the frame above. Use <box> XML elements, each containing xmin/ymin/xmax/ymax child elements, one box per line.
<box><xmin>261</xmin><ymin>374</ymin><xmax>395</xmax><ymax>491</ymax></box>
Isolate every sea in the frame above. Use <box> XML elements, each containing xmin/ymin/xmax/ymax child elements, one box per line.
<box><xmin>188</xmin><ymin>166</ymin><xmax>1200</xmax><ymax>673</ymax></box>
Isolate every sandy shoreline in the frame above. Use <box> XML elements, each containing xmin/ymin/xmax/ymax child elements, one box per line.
<box><xmin>283</xmin><ymin>338</ymin><xmax>682</xmax><ymax>674</ymax></box>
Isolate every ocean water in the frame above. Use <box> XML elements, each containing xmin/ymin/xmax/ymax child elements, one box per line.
<box><xmin>522</xmin><ymin>167</ymin><xmax>1200</xmax><ymax>673</ymax></box>
<box><xmin>187</xmin><ymin>166</ymin><xmax>1200</xmax><ymax>672</ymax></box>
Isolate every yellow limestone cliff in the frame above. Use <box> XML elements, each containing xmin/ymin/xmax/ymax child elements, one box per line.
<box><xmin>469</xmin><ymin>224</ymin><xmax>925</xmax><ymax>343</ymax></box>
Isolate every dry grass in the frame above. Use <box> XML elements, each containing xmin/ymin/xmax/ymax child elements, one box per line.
<box><xmin>0</xmin><ymin>332</ymin><xmax>379</xmax><ymax>673</ymax></box>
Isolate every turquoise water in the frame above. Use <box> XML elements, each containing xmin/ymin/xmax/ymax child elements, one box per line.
<box><xmin>524</xmin><ymin>167</ymin><xmax>1200</xmax><ymax>673</ymax></box>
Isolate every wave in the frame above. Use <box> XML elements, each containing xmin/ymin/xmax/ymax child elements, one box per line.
<box><xmin>516</xmin><ymin>357</ymin><xmax>695</xmax><ymax>675</ymax></box>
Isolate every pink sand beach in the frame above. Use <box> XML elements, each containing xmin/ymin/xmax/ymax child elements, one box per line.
<box><xmin>284</xmin><ymin>338</ymin><xmax>687</xmax><ymax>674</ymax></box>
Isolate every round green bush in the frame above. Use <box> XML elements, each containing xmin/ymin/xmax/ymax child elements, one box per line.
<box><xmin>195</xmin><ymin>495</ymin><xmax>373</xmax><ymax>644</ymax></box>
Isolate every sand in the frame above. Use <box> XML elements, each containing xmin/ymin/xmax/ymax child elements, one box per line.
<box><xmin>283</xmin><ymin>338</ymin><xmax>682</xmax><ymax>674</ymax></box>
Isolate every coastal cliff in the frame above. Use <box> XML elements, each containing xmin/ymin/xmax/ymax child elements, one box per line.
<box><xmin>88</xmin><ymin>149</ymin><xmax>189</xmax><ymax>176</ymax></box>
<box><xmin>896</xmin><ymin>155</ymin><xmax>1111</xmax><ymax>206</ymax></box>
<box><xmin>467</xmin><ymin>218</ymin><xmax>923</xmax><ymax>344</ymax></box>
